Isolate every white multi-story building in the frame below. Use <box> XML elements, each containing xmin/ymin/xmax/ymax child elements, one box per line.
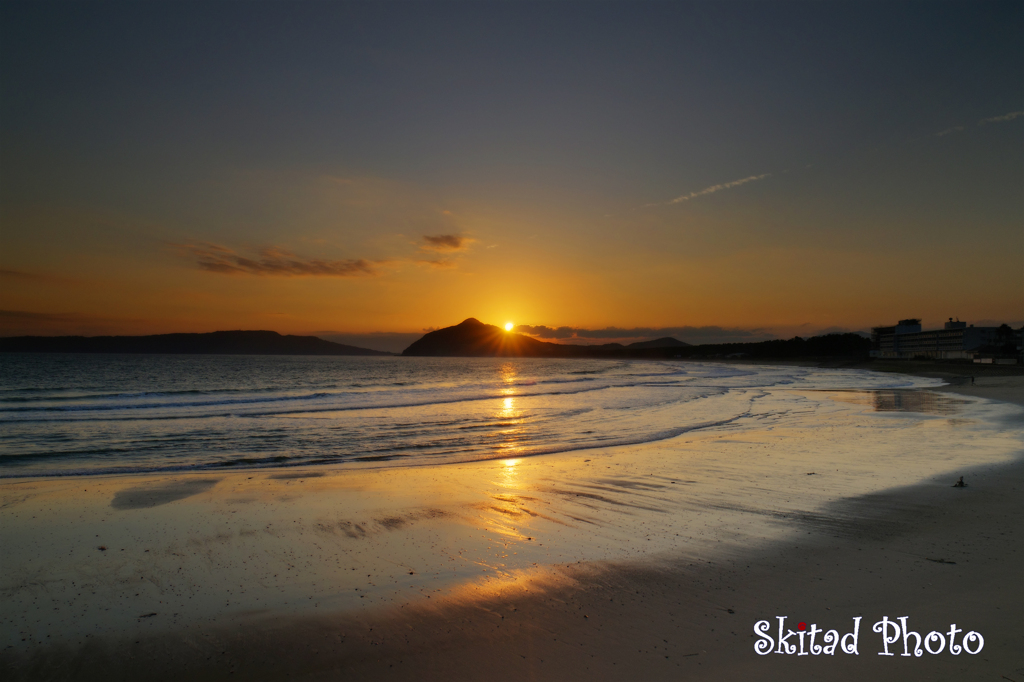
<box><xmin>870</xmin><ymin>318</ymin><xmax>1021</xmax><ymax>360</ymax></box>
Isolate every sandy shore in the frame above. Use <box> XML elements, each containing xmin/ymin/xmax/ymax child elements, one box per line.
<box><xmin>2</xmin><ymin>371</ymin><xmax>1023</xmax><ymax>681</ymax></box>
<box><xmin>727</xmin><ymin>358</ymin><xmax>1024</xmax><ymax>408</ymax></box>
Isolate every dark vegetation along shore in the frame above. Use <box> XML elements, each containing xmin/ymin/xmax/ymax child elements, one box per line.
<box><xmin>0</xmin><ymin>330</ymin><xmax>391</xmax><ymax>356</ymax></box>
<box><xmin>7</xmin><ymin>319</ymin><xmax>1018</xmax><ymax>371</ymax></box>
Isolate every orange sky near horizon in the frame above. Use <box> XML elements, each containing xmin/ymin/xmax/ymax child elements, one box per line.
<box><xmin>2</xmin><ymin>185</ymin><xmax>1019</xmax><ymax>341</ymax></box>
<box><xmin>2</xmin><ymin>3</ymin><xmax>1021</xmax><ymax>343</ymax></box>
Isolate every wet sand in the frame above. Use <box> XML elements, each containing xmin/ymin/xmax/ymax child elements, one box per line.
<box><xmin>2</xmin><ymin>374</ymin><xmax>1023</xmax><ymax>681</ymax></box>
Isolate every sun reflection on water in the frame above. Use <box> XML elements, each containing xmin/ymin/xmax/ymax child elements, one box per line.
<box><xmin>499</xmin><ymin>362</ymin><xmax>518</xmax><ymax>396</ymax></box>
<box><xmin>501</xmin><ymin>396</ymin><xmax>515</xmax><ymax>417</ymax></box>
<box><xmin>495</xmin><ymin>396</ymin><xmax>525</xmax><ymax>454</ymax></box>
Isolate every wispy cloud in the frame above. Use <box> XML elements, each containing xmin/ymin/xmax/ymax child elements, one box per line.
<box><xmin>0</xmin><ymin>309</ymin><xmax>150</xmax><ymax>336</ymax></box>
<box><xmin>0</xmin><ymin>269</ymin><xmax>80</xmax><ymax>285</ymax></box>
<box><xmin>420</xmin><ymin>234</ymin><xmax>474</xmax><ymax>252</ymax></box>
<box><xmin>416</xmin><ymin>258</ymin><xmax>458</xmax><ymax>269</ymax></box>
<box><xmin>979</xmin><ymin>110</ymin><xmax>1024</xmax><ymax>124</ymax></box>
<box><xmin>176</xmin><ymin>243</ymin><xmax>382</xmax><ymax>277</ymax></box>
<box><xmin>0</xmin><ymin>309</ymin><xmax>80</xmax><ymax>322</ymax></box>
<box><xmin>656</xmin><ymin>174</ymin><xmax>771</xmax><ymax>206</ymax></box>
<box><xmin>935</xmin><ymin>126</ymin><xmax>964</xmax><ymax>137</ymax></box>
<box><xmin>515</xmin><ymin>324</ymin><xmax>776</xmax><ymax>345</ymax></box>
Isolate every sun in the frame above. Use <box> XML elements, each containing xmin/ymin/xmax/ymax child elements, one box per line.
<box><xmin>504</xmin><ymin>322</ymin><xmax>514</xmax><ymax>331</ymax></box>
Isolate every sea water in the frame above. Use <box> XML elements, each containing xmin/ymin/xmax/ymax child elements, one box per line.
<box><xmin>0</xmin><ymin>354</ymin><xmax>947</xmax><ymax>478</ymax></box>
<box><xmin>4</xmin><ymin>353</ymin><xmax>1024</xmax><ymax>647</ymax></box>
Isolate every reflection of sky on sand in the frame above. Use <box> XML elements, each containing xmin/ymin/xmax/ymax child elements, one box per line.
<box><xmin>825</xmin><ymin>389</ymin><xmax>972</xmax><ymax>415</ymax></box>
<box><xmin>499</xmin><ymin>458</ymin><xmax>520</xmax><ymax>487</ymax></box>
<box><xmin>2</xmin><ymin>384</ymin><xmax>1023</xmax><ymax>651</ymax></box>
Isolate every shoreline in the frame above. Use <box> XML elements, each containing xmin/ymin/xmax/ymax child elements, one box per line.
<box><xmin>714</xmin><ymin>357</ymin><xmax>1024</xmax><ymax>409</ymax></box>
<box><xmin>2</xmin><ymin>371</ymin><xmax>1023</xmax><ymax>680</ymax></box>
<box><xmin>5</xmin><ymin>451</ymin><xmax>1022</xmax><ymax>681</ymax></box>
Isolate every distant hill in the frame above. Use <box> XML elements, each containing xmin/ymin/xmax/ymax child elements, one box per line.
<box><xmin>626</xmin><ymin>337</ymin><xmax>690</xmax><ymax>349</ymax></box>
<box><xmin>402</xmin><ymin>318</ymin><xmax>870</xmax><ymax>360</ymax></box>
<box><xmin>403</xmin><ymin>320</ymin><xmax>693</xmax><ymax>357</ymax></box>
<box><xmin>672</xmin><ymin>333</ymin><xmax>872</xmax><ymax>359</ymax></box>
<box><xmin>402</xmin><ymin>318</ymin><xmax>567</xmax><ymax>357</ymax></box>
<box><xmin>0</xmin><ymin>330</ymin><xmax>392</xmax><ymax>356</ymax></box>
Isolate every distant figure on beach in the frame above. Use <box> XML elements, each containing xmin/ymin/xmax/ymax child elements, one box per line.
<box><xmin>953</xmin><ymin>476</ymin><xmax>966</xmax><ymax>488</ymax></box>
<box><xmin>970</xmin><ymin>376</ymin><xmax>975</xmax><ymax>385</ymax></box>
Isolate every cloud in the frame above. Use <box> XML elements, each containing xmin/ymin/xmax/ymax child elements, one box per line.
<box><xmin>979</xmin><ymin>111</ymin><xmax>1023</xmax><ymax>124</ymax></box>
<box><xmin>176</xmin><ymin>243</ymin><xmax>382</xmax><ymax>277</ymax></box>
<box><xmin>416</xmin><ymin>258</ymin><xmax>458</xmax><ymax>269</ymax></box>
<box><xmin>935</xmin><ymin>126</ymin><xmax>964</xmax><ymax>137</ymax></box>
<box><xmin>420</xmin><ymin>234</ymin><xmax>474</xmax><ymax>252</ymax></box>
<box><xmin>0</xmin><ymin>269</ymin><xmax>79</xmax><ymax>285</ymax></box>
<box><xmin>664</xmin><ymin>173</ymin><xmax>771</xmax><ymax>205</ymax></box>
<box><xmin>0</xmin><ymin>309</ymin><xmax>150</xmax><ymax>337</ymax></box>
<box><xmin>514</xmin><ymin>325</ymin><xmax>579</xmax><ymax>339</ymax></box>
<box><xmin>515</xmin><ymin>324</ymin><xmax>776</xmax><ymax>345</ymax></box>
<box><xmin>0</xmin><ymin>309</ymin><xmax>78</xmax><ymax>322</ymax></box>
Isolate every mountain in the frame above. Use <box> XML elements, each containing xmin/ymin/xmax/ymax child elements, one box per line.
<box><xmin>402</xmin><ymin>319</ymin><xmax>871</xmax><ymax>360</ymax></box>
<box><xmin>626</xmin><ymin>337</ymin><xmax>690</xmax><ymax>349</ymax></box>
<box><xmin>0</xmin><ymin>330</ymin><xmax>392</xmax><ymax>356</ymax></box>
<box><xmin>401</xmin><ymin>320</ymin><xmax>690</xmax><ymax>357</ymax></box>
<box><xmin>402</xmin><ymin>318</ymin><xmax>568</xmax><ymax>357</ymax></box>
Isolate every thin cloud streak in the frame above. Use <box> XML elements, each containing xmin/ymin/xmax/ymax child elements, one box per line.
<box><xmin>0</xmin><ymin>269</ymin><xmax>80</xmax><ymax>285</ymax></box>
<box><xmin>415</xmin><ymin>258</ymin><xmax>458</xmax><ymax>269</ymax></box>
<box><xmin>0</xmin><ymin>309</ymin><xmax>81</xmax><ymax>322</ymax></box>
<box><xmin>515</xmin><ymin>324</ymin><xmax>776</xmax><ymax>345</ymax></box>
<box><xmin>935</xmin><ymin>126</ymin><xmax>964</xmax><ymax>137</ymax></box>
<box><xmin>176</xmin><ymin>243</ymin><xmax>382</xmax><ymax>277</ymax></box>
<box><xmin>0</xmin><ymin>309</ymin><xmax>151</xmax><ymax>336</ymax></box>
<box><xmin>655</xmin><ymin>173</ymin><xmax>771</xmax><ymax>206</ymax></box>
<box><xmin>979</xmin><ymin>111</ymin><xmax>1023</xmax><ymax>124</ymax></box>
<box><xmin>420</xmin><ymin>234</ymin><xmax>474</xmax><ymax>252</ymax></box>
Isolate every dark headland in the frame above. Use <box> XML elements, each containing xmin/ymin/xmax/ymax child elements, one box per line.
<box><xmin>401</xmin><ymin>317</ymin><xmax>872</xmax><ymax>360</ymax></box>
<box><xmin>0</xmin><ymin>330</ymin><xmax>391</xmax><ymax>356</ymax></box>
<box><xmin>0</xmin><ymin>319</ymin><xmax>888</xmax><ymax>361</ymax></box>
<box><xmin>401</xmin><ymin>318</ymin><xmax>692</xmax><ymax>357</ymax></box>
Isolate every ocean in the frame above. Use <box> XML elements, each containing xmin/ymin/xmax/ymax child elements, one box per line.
<box><xmin>4</xmin><ymin>353</ymin><xmax>1024</xmax><ymax>666</ymax></box>
<box><xmin>0</xmin><ymin>353</ymin><xmax>949</xmax><ymax>478</ymax></box>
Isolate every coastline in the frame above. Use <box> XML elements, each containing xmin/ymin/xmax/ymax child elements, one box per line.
<box><xmin>2</xmin><ymin>369</ymin><xmax>1022</xmax><ymax>681</ymax></box>
<box><xmin>713</xmin><ymin>357</ymin><xmax>1024</xmax><ymax>409</ymax></box>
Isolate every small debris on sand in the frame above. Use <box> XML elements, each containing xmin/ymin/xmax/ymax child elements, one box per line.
<box><xmin>97</xmin><ymin>546</ymin><xmax>107</xmax><ymax>551</ymax></box>
<box><xmin>953</xmin><ymin>476</ymin><xmax>967</xmax><ymax>488</ymax></box>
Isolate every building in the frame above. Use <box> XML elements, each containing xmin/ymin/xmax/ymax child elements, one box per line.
<box><xmin>870</xmin><ymin>318</ymin><xmax>1021</xmax><ymax>361</ymax></box>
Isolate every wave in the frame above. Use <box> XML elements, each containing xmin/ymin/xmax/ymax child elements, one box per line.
<box><xmin>0</xmin><ymin>356</ymin><xmax>949</xmax><ymax>479</ymax></box>
<box><xmin>0</xmin><ymin>409</ymin><xmax>745</xmax><ymax>479</ymax></box>
<box><xmin>0</xmin><ymin>381</ymin><xmax>647</xmax><ymax>423</ymax></box>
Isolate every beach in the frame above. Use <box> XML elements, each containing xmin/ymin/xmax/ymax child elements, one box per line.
<box><xmin>2</xmin><ymin>363</ymin><xmax>1023</xmax><ymax>681</ymax></box>
<box><xmin>5</xmin><ymin>2</ymin><xmax>1022</xmax><ymax>679</ymax></box>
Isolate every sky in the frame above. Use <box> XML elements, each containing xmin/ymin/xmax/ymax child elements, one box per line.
<box><xmin>1</xmin><ymin>0</ymin><xmax>1021</xmax><ymax>351</ymax></box>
